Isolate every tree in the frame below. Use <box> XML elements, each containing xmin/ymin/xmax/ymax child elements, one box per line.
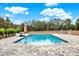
<box><xmin>5</xmin><ymin>17</ymin><xmax>13</xmax><ymax>28</ymax></box>
<box><xmin>48</xmin><ymin>19</ymin><xmax>55</xmax><ymax>30</ymax></box>
<box><xmin>0</xmin><ymin>17</ymin><xmax>13</xmax><ymax>28</ymax></box>
<box><xmin>70</xmin><ymin>24</ymin><xmax>76</xmax><ymax>30</ymax></box>
<box><xmin>0</xmin><ymin>17</ymin><xmax>5</xmax><ymax>28</ymax></box>
<box><xmin>64</xmin><ymin>19</ymin><xmax>71</xmax><ymax>30</ymax></box>
<box><xmin>31</xmin><ymin>21</ymin><xmax>47</xmax><ymax>31</ymax></box>
<box><xmin>59</xmin><ymin>20</ymin><xmax>65</xmax><ymax>30</ymax></box>
<box><xmin>76</xmin><ymin>17</ymin><xmax>79</xmax><ymax>30</ymax></box>
<box><xmin>51</xmin><ymin>18</ymin><xmax>61</xmax><ymax>30</ymax></box>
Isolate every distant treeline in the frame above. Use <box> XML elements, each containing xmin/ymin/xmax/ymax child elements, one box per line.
<box><xmin>21</xmin><ymin>17</ymin><xmax>79</xmax><ymax>31</ymax></box>
<box><xmin>0</xmin><ymin>16</ymin><xmax>79</xmax><ymax>33</ymax></box>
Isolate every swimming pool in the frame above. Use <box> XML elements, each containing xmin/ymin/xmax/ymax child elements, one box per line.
<box><xmin>15</xmin><ymin>34</ymin><xmax>68</xmax><ymax>45</ymax></box>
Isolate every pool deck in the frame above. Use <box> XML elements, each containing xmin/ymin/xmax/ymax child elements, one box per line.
<box><xmin>0</xmin><ymin>34</ymin><xmax>79</xmax><ymax>56</ymax></box>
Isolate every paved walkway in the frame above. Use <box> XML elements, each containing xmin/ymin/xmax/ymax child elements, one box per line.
<box><xmin>0</xmin><ymin>34</ymin><xmax>79</xmax><ymax>56</ymax></box>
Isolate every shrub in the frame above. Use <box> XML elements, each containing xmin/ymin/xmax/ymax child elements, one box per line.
<box><xmin>0</xmin><ymin>28</ymin><xmax>5</xmax><ymax>36</ymax></box>
<box><xmin>15</xmin><ymin>28</ymin><xmax>20</xmax><ymax>33</ymax></box>
<box><xmin>6</xmin><ymin>28</ymin><xmax>14</xmax><ymax>36</ymax></box>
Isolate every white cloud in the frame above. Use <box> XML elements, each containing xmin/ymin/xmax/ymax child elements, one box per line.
<box><xmin>4</xmin><ymin>6</ymin><xmax>29</xmax><ymax>14</ymax></box>
<box><xmin>4</xmin><ymin>14</ymin><xmax>12</xmax><ymax>20</ymax></box>
<box><xmin>39</xmin><ymin>17</ymin><xmax>50</xmax><ymax>22</ymax></box>
<box><xmin>10</xmin><ymin>19</ymin><xmax>24</xmax><ymax>24</ymax></box>
<box><xmin>13</xmin><ymin>20</ymin><xmax>24</xmax><ymax>24</ymax></box>
<box><xmin>25</xmin><ymin>12</ymin><xmax>29</xmax><ymax>15</ymax></box>
<box><xmin>40</xmin><ymin>8</ymin><xmax>72</xmax><ymax>20</ymax></box>
<box><xmin>45</xmin><ymin>3</ymin><xmax>58</xmax><ymax>6</ymax></box>
<box><xmin>4</xmin><ymin>14</ymin><xmax>12</xmax><ymax>17</ymax></box>
<box><xmin>72</xmin><ymin>16</ymin><xmax>79</xmax><ymax>24</ymax></box>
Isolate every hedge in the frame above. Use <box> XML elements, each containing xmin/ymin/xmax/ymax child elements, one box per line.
<box><xmin>0</xmin><ymin>28</ymin><xmax>20</xmax><ymax>38</ymax></box>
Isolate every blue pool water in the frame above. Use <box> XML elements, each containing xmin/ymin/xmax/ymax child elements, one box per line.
<box><xmin>15</xmin><ymin>34</ymin><xmax>68</xmax><ymax>45</ymax></box>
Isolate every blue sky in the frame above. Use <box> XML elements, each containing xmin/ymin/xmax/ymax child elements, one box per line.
<box><xmin>0</xmin><ymin>3</ymin><xmax>79</xmax><ymax>24</ymax></box>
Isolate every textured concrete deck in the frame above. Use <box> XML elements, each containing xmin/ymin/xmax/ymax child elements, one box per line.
<box><xmin>0</xmin><ymin>34</ymin><xmax>79</xmax><ymax>56</ymax></box>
